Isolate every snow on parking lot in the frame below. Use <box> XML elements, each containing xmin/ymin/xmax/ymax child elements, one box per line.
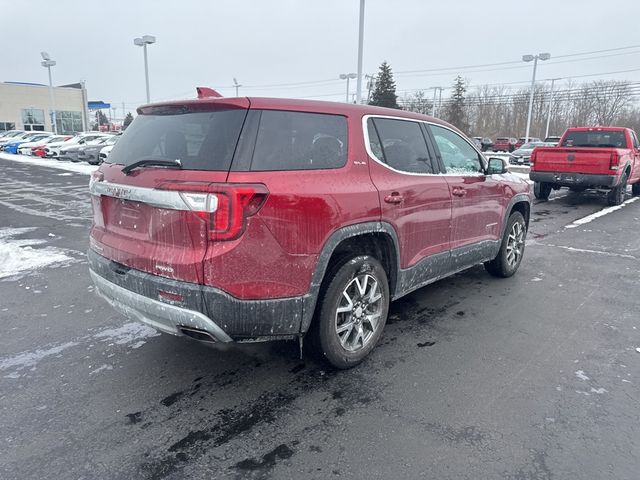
<box><xmin>0</xmin><ymin>228</ymin><xmax>76</xmax><ymax>280</ymax></box>
<box><xmin>0</xmin><ymin>152</ymin><xmax>97</xmax><ymax>175</ymax></box>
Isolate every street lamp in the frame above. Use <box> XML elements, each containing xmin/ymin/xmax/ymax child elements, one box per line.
<box><xmin>522</xmin><ymin>52</ymin><xmax>551</xmax><ymax>143</ymax></box>
<box><xmin>233</xmin><ymin>77</ymin><xmax>242</xmax><ymax>97</ymax></box>
<box><xmin>40</xmin><ymin>52</ymin><xmax>57</xmax><ymax>134</ymax></box>
<box><xmin>339</xmin><ymin>73</ymin><xmax>357</xmax><ymax>103</ymax></box>
<box><xmin>356</xmin><ymin>0</ymin><xmax>365</xmax><ymax>104</ymax></box>
<box><xmin>133</xmin><ymin>35</ymin><xmax>156</xmax><ymax>103</ymax></box>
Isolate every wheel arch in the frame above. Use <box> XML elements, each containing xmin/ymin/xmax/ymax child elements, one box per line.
<box><xmin>300</xmin><ymin>222</ymin><xmax>400</xmax><ymax>334</ymax></box>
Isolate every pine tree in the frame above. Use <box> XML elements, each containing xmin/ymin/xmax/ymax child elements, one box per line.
<box><xmin>123</xmin><ymin>112</ymin><xmax>134</xmax><ymax>129</ymax></box>
<box><xmin>369</xmin><ymin>61</ymin><xmax>399</xmax><ymax>109</ymax></box>
<box><xmin>444</xmin><ymin>76</ymin><xmax>469</xmax><ymax>132</ymax></box>
<box><xmin>94</xmin><ymin>111</ymin><xmax>109</xmax><ymax>131</ymax></box>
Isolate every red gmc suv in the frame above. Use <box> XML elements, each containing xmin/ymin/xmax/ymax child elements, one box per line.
<box><xmin>88</xmin><ymin>92</ymin><xmax>532</xmax><ymax>368</ymax></box>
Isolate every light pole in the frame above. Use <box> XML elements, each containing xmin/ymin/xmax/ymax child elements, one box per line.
<box><xmin>233</xmin><ymin>77</ymin><xmax>242</xmax><ymax>97</ymax></box>
<box><xmin>339</xmin><ymin>73</ymin><xmax>357</xmax><ymax>103</ymax></box>
<box><xmin>545</xmin><ymin>78</ymin><xmax>560</xmax><ymax>140</ymax></box>
<box><xmin>356</xmin><ymin>0</ymin><xmax>365</xmax><ymax>104</ymax></box>
<box><xmin>41</xmin><ymin>52</ymin><xmax>57</xmax><ymax>134</ymax></box>
<box><xmin>431</xmin><ymin>86</ymin><xmax>443</xmax><ymax>117</ymax></box>
<box><xmin>133</xmin><ymin>35</ymin><xmax>156</xmax><ymax>103</ymax></box>
<box><xmin>522</xmin><ymin>52</ymin><xmax>550</xmax><ymax>143</ymax></box>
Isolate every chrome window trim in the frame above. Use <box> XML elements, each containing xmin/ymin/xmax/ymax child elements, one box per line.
<box><xmin>361</xmin><ymin>114</ymin><xmax>487</xmax><ymax>176</ymax></box>
<box><xmin>89</xmin><ymin>180</ymin><xmax>218</xmax><ymax>213</ymax></box>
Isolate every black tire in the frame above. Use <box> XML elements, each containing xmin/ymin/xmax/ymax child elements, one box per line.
<box><xmin>607</xmin><ymin>174</ymin><xmax>627</xmax><ymax>206</ymax></box>
<box><xmin>533</xmin><ymin>181</ymin><xmax>552</xmax><ymax>200</ymax></box>
<box><xmin>631</xmin><ymin>182</ymin><xmax>640</xmax><ymax>196</ymax></box>
<box><xmin>484</xmin><ymin>211</ymin><xmax>526</xmax><ymax>278</ymax></box>
<box><xmin>313</xmin><ymin>255</ymin><xmax>389</xmax><ymax>369</ymax></box>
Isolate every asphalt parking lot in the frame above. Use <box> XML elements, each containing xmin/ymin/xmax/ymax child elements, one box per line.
<box><xmin>1</xmin><ymin>157</ymin><xmax>639</xmax><ymax>480</ymax></box>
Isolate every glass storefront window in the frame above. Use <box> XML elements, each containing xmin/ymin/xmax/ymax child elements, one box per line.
<box><xmin>22</xmin><ymin>108</ymin><xmax>45</xmax><ymax>126</ymax></box>
<box><xmin>55</xmin><ymin>111</ymin><xmax>83</xmax><ymax>134</ymax></box>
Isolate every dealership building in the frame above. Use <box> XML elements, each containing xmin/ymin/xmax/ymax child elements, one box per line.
<box><xmin>0</xmin><ymin>81</ymin><xmax>90</xmax><ymax>134</ymax></box>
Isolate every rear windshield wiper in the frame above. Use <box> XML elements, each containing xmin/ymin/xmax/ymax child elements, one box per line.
<box><xmin>122</xmin><ymin>159</ymin><xmax>182</xmax><ymax>175</ymax></box>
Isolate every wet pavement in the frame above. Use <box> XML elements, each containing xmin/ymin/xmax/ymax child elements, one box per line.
<box><xmin>1</xmin><ymin>159</ymin><xmax>639</xmax><ymax>479</ymax></box>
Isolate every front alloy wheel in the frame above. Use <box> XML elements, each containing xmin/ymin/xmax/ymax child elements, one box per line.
<box><xmin>505</xmin><ymin>220</ymin><xmax>525</xmax><ymax>269</ymax></box>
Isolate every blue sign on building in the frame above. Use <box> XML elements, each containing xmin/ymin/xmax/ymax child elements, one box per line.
<box><xmin>88</xmin><ymin>101</ymin><xmax>111</xmax><ymax>110</ymax></box>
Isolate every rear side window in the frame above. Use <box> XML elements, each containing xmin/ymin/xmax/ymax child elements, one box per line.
<box><xmin>250</xmin><ymin>111</ymin><xmax>347</xmax><ymax>171</ymax></box>
<box><xmin>562</xmin><ymin>130</ymin><xmax>627</xmax><ymax>148</ymax></box>
<box><xmin>106</xmin><ymin>108</ymin><xmax>247</xmax><ymax>171</ymax></box>
<box><xmin>369</xmin><ymin>118</ymin><xmax>434</xmax><ymax>174</ymax></box>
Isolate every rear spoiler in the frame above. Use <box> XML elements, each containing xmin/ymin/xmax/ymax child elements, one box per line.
<box><xmin>196</xmin><ymin>87</ymin><xmax>223</xmax><ymax>99</ymax></box>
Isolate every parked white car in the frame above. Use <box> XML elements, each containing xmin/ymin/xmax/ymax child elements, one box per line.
<box><xmin>98</xmin><ymin>144</ymin><xmax>115</xmax><ymax>163</ymax></box>
<box><xmin>18</xmin><ymin>135</ymin><xmax>70</xmax><ymax>155</ymax></box>
<box><xmin>44</xmin><ymin>133</ymin><xmax>111</xmax><ymax>158</ymax></box>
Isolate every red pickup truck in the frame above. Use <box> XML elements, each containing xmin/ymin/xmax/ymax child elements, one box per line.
<box><xmin>530</xmin><ymin>127</ymin><xmax>640</xmax><ymax>205</ymax></box>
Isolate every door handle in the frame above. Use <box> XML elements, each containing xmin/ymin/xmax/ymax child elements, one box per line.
<box><xmin>384</xmin><ymin>193</ymin><xmax>404</xmax><ymax>204</ymax></box>
<box><xmin>452</xmin><ymin>188</ymin><xmax>467</xmax><ymax>197</ymax></box>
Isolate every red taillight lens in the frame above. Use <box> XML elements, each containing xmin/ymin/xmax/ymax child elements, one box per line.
<box><xmin>609</xmin><ymin>152</ymin><xmax>619</xmax><ymax>170</ymax></box>
<box><xmin>158</xmin><ymin>182</ymin><xmax>268</xmax><ymax>242</ymax></box>
<box><xmin>530</xmin><ymin>150</ymin><xmax>537</xmax><ymax>167</ymax></box>
<box><xmin>208</xmin><ymin>186</ymin><xmax>268</xmax><ymax>241</ymax></box>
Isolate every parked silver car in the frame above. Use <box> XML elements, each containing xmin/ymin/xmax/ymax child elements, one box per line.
<box><xmin>509</xmin><ymin>142</ymin><xmax>555</xmax><ymax>165</ymax></box>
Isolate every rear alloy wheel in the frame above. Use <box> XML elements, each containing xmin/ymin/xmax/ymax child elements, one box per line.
<box><xmin>607</xmin><ymin>174</ymin><xmax>627</xmax><ymax>206</ymax></box>
<box><xmin>533</xmin><ymin>181</ymin><xmax>552</xmax><ymax>200</ymax></box>
<box><xmin>315</xmin><ymin>256</ymin><xmax>389</xmax><ymax>369</ymax></box>
<box><xmin>485</xmin><ymin>211</ymin><xmax>526</xmax><ymax>278</ymax></box>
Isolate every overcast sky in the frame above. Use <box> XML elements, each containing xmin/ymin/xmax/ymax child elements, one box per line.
<box><xmin>3</xmin><ymin>0</ymin><xmax>640</xmax><ymax>117</ymax></box>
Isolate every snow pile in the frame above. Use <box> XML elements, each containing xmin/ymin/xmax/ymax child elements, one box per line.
<box><xmin>0</xmin><ymin>341</ymin><xmax>79</xmax><ymax>373</ymax></box>
<box><xmin>93</xmin><ymin>321</ymin><xmax>160</xmax><ymax>348</ymax></box>
<box><xmin>0</xmin><ymin>228</ymin><xmax>75</xmax><ymax>279</ymax></box>
<box><xmin>0</xmin><ymin>152</ymin><xmax>97</xmax><ymax>175</ymax></box>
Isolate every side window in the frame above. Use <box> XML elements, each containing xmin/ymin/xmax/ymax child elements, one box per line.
<box><xmin>370</xmin><ymin>118</ymin><xmax>434</xmax><ymax>174</ymax></box>
<box><xmin>429</xmin><ymin>125</ymin><xmax>483</xmax><ymax>174</ymax></box>
<box><xmin>250</xmin><ymin>111</ymin><xmax>347</xmax><ymax>171</ymax></box>
<box><xmin>631</xmin><ymin>131</ymin><xmax>639</xmax><ymax>149</ymax></box>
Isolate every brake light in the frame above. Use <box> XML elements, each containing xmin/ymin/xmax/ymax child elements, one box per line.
<box><xmin>159</xmin><ymin>182</ymin><xmax>268</xmax><ymax>241</ymax></box>
<box><xmin>609</xmin><ymin>151</ymin><xmax>619</xmax><ymax>170</ymax></box>
<box><xmin>530</xmin><ymin>150</ymin><xmax>537</xmax><ymax>167</ymax></box>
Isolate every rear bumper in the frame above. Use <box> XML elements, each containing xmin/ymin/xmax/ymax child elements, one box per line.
<box><xmin>88</xmin><ymin>249</ymin><xmax>304</xmax><ymax>342</ymax></box>
<box><xmin>90</xmin><ymin>270</ymin><xmax>233</xmax><ymax>342</ymax></box>
<box><xmin>529</xmin><ymin>171</ymin><xmax>618</xmax><ymax>188</ymax></box>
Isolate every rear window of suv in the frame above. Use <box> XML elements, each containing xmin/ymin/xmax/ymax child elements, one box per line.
<box><xmin>249</xmin><ymin>110</ymin><xmax>347</xmax><ymax>171</ymax></box>
<box><xmin>105</xmin><ymin>107</ymin><xmax>247</xmax><ymax>171</ymax></box>
<box><xmin>562</xmin><ymin>130</ymin><xmax>627</xmax><ymax>148</ymax></box>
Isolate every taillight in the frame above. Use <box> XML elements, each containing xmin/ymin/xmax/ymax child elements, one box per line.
<box><xmin>530</xmin><ymin>150</ymin><xmax>537</xmax><ymax>167</ymax></box>
<box><xmin>609</xmin><ymin>151</ymin><xmax>619</xmax><ymax>170</ymax></box>
<box><xmin>159</xmin><ymin>182</ymin><xmax>269</xmax><ymax>241</ymax></box>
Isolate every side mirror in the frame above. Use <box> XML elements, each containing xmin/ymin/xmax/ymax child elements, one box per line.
<box><xmin>486</xmin><ymin>157</ymin><xmax>508</xmax><ymax>175</ymax></box>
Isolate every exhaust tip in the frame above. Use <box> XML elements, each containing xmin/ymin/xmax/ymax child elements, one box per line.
<box><xmin>179</xmin><ymin>326</ymin><xmax>217</xmax><ymax>343</ymax></box>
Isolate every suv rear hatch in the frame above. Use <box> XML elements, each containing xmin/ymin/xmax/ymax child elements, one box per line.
<box><xmin>89</xmin><ymin>99</ymin><xmax>250</xmax><ymax>284</ymax></box>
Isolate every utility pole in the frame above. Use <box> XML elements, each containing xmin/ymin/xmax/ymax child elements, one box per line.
<box><xmin>233</xmin><ymin>77</ymin><xmax>242</xmax><ymax>97</ymax></box>
<box><xmin>355</xmin><ymin>0</ymin><xmax>365</xmax><ymax>104</ymax></box>
<box><xmin>545</xmin><ymin>78</ymin><xmax>560</xmax><ymax>139</ymax></box>
<box><xmin>431</xmin><ymin>87</ymin><xmax>443</xmax><ymax>117</ymax></box>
